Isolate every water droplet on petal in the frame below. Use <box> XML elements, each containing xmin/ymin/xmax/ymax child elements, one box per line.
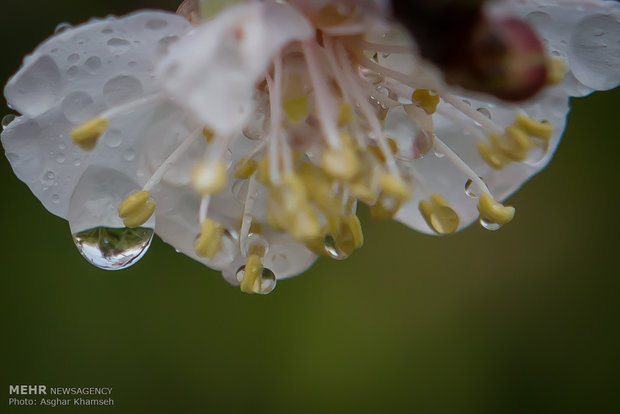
<box><xmin>477</xmin><ymin>107</ymin><xmax>491</xmax><ymax>119</ymax></box>
<box><xmin>479</xmin><ymin>218</ymin><xmax>501</xmax><ymax>231</ymax></box>
<box><xmin>72</xmin><ymin>226</ymin><xmax>154</xmax><ymax>270</ymax></box>
<box><xmin>235</xmin><ymin>265</ymin><xmax>277</xmax><ymax>295</ymax></box>
<box><xmin>103</xmin><ymin>75</ymin><xmax>143</xmax><ymax>106</ymax></box>
<box><xmin>323</xmin><ymin>234</ymin><xmax>350</xmax><ymax>260</ymax></box>
<box><xmin>2</xmin><ymin>114</ymin><xmax>15</xmax><ymax>129</ymax></box>
<box><xmin>68</xmin><ymin>166</ymin><xmax>155</xmax><ymax>270</ymax></box>
<box><xmin>54</xmin><ymin>22</ymin><xmax>72</xmax><ymax>34</ymax></box>
<box><xmin>55</xmin><ymin>153</ymin><xmax>65</xmax><ymax>164</ymax></box>
<box><xmin>104</xmin><ymin>129</ymin><xmax>123</xmax><ymax>148</ymax></box>
<box><xmin>107</xmin><ymin>38</ymin><xmax>131</xmax><ymax>54</ymax></box>
<box><xmin>244</xmin><ymin>233</ymin><xmax>269</xmax><ymax>257</ymax></box>
<box><xmin>124</xmin><ymin>149</ymin><xmax>135</xmax><ymax>161</ymax></box>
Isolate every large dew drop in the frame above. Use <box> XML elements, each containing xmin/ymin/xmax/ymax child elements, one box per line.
<box><xmin>69</xmin><ymin>166</ymin><xmax>155</xmax><ymax>270</ymax></box>
<box><xmin>73</xmin><ymin>226</ymin><xmax>153</xmax><ymax>270</ymax></box>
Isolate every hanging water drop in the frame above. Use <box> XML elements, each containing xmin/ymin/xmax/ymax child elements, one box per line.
<box><xmin>72</xmin><ymin>226</ymin><xmax>154</xmax><ymax>270</ymax></box>
<box><xmin>323</xmin><ymin>234</ymin><xmax>350</xmax><ymax>260</ymax></box>
<box><xmin>2</xmin><ymin>114</ymin><xmax>15</xmax><ymax>130</ymax></box>
<box><xmin>235</xmin><ymin>265</ymin><xmax>277</xmax><ymax>295</ymax></box>
<box><xmin>68</xmin><ymin>166</ymin><xmax>155</xmax><ymax>270</ymax></box>
<box><xmin>55</xmin><ymin>22</ymin><xmax>72</xmax><ymax>34</ymax></box>
<box><xmin>479</xmin><ymin>218</ymin><xmax>501</xmax><ymax>231</ymax></box>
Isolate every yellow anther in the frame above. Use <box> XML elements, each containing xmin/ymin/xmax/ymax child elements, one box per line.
<box><xmin>322</xmin><ymin>146</ymin><xmax>360</xmax><ymax>181</ymax></box>
<box><xmin>338</xmin><ymin>103</ymin><xmax>353</xmax><ymax>127</ymax></box>
<box><xmin>478</xmin><ymin>193</ymin><xmax>515</xmax><ymax>226</ymax></box>
<box><xmin>291</xmin><ymin>205</ymin><xmax>321</xmax><ymax>241</ymax></box>
<box><xmin>118</xmin><ymin>190</ymin><xmax>156</xmax><ymax>228</ymax></box>
<box><xmin>412</xmin><ymin>89</ymin><xmax>440</xmax><ymax>115</ymax></box>
<box><xmin>322</xmin><ymin>214</ymin><xmax>364</xmax><ymax>259</ymax></box>
<box><xmin>370</xmin><ymin>193</ymin><xmax>403</xmax><ymax>220</ymax></box>
<box><xmin>194</xmin><ymin>219</ymin><xmax>224</xmax><ymax>259</ymax></box>
<box><xmin>418</xmin><ymin>194</ymin><xmax>460</xmax><ymax>235</ymax></box>
<box><xmin>478</xmin><ymin>142</ymin><xmax>505</xmax><ymax>170</ymax></box>
<box><xmin>369</xmin><ymin>138</ymin><xmax>398</xmax><ymax>163</ymax></box>
<box><xmin>497</xmin><ymin>128</ymin><xmax>532</xmax><ymax>162</ymax></box>
<box><xmin>257</xmin><ymin>156</ymin><xmax>272</xmax><ymax>186</ymax></box>
<box><xmin>283</xmin><ymin>96</ymin><xmax>310</xmax><ymax>124</ymax></box>
<box><xmin>235</xmin><ymin>158</ymin><xmax>258</xmax><ymax>179</ymax></box>
<box><xmin>380</xmin><ymin>173</ymin><xmax>411</xmax><ymax>201</ymax></box>
<box><xmin>240</xmin><ymin>254</ymin><xmax>263</xmax><ymax>294</ymax></box>
<box><xmin>192</xmin><ymin>161</ymin><xmax>228</xmax><ymax>195</ymax></box>
<box><xmin>343</xmin><ymin>214</ymin><xmax>364</xmax><ymax>249</ymax></box>
<box><xmin>71</xmin><ymin>118</ymin><xmax>109</xmax><ymax>151</ymax></box>
<box><xmin>546</xmin><ymin>58</ymin><xmax>566</xmax><ymax>86</ymax></box>
<box><xmin>203</xmin><ymin>127</ymin><xmax>215</xmax><ymax>143</ymax></box>
<box><xmin>515</xmin><ymin>114</ymin><xmax>554</xmax><ymax>140</ymax></box>
<box><xmin>298</xmin><ymin>163</ymin><xmax>339</xmax><ymax>216</ymax></box>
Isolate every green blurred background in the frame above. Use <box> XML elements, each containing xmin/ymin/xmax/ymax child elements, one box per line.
<box><xmin>2</xmin><ymin>1</ymin><xmax>619</xmax><ymax>413</ymax></box>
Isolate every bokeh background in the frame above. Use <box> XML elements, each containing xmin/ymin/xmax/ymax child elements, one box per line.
<box><xmin>2</xmin><ymin>1</ymin><xmax>619</xmax><ymax>413</ymax></box>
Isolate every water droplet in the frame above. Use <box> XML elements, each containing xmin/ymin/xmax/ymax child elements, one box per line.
<box><xmin>66</xmin><ymin>65</ymin><xmax>80</xmax><ymax>79</ymax></box>
<box><xmin>104</xmin><ymin>129</ymin><xmax>123</xmax><ymax>148</ymax></box>
<box><xmin>84</xmin><ymin>56</ymin><xmax>102</xmax><ymax>73</ymax></box>
<box><xmin>209</xmin><ymin>230</ymin><xmax>237</xmax><ymax>267</ymax></box>
<box><xmin>42</xmin><ymin>170</ymin><xmax>55</xmax><ymax>187</ymax></box>
<box><xmin>69</xmin><ymin>166</ymin><xmax>155</xmax><ymax>269</ymax></box>
<box><xmin>434</xmin><ymin>149</ymin><xmax>445</xmax><ymax>158</ymax></box>
<box><xmin>55</xmin><ymin>153</ymin><xmax>65</xmax><ymax>164</ymax></box>
<box><xmin>52</xmin><ymin>194</ymin><xmax>60</xmax><ymax>203</ymax></box>
<box><xmin>62</xmin><ymin>91</ymin><xmax>95</xmax><ymax>124</ymax></box>
<box><xmin>477</xmin><ymin>107</ymin><xmax>491</xmax><ymax>119</ymax></box>
<box><xmin>54</xmin><ymin>22</ymin><xmax>72</xmax><ymax>34</ymax></box>
<box><xmin>123</xmin><ymin>149</ymin><xmax>135</xmax><ymax>161</ymax></box>
<box><xmin>72</xmin><ymin>226</ymin><xmax>154</xmax><ymax>270</ymax></box>
<box><xmin>428</xmin><ymin>206</ymin><xmax>460</xmax><ymax>235</ymax></box>
<box><xmin>58</xmin><ymin>143</ymin><xmax>65</xmax><ymax>150</ymax></box>
<box><xmin>323</xmin><ymin>234</ymin><xmax>351</xmax><ymax>260</ymax></box>
<box><xmin>465</xmin><ymin>179</ymin><xmax>478</xmax><ymax>198</ymax></box>
<box><xmin>73</xmin><ymin>159</ymin><xmax>81</xmax><ymax>167</ymax></box>
<box><xmin>103</xmin><ymin>75</ymin><xmax>143</xmax><ymax>106</ymax></box>
<box><xmin>479</xmin><ymin>218</ymin><xmax>501</xmax><ymax>231</ymax></box>
<box><xmin>6</xmin><ymin>55</ymin><xmax>61</xmax><ymax>118</ymax></box>
<box><xmin>67</xmin><ymin>53</ymin><xmax>80</xmax><ymax>63</ymax></box>
<box><xmin>107</xmin><ymin>38</ymin><xmax>131</xmax><ymax>54</ymax></box>
<box><xmin>2</xmin><ymin>114</ymin><xmax>15</xmax><ymax>129</ymax></box>
<box><xmin>236</xmin><ymin>265</ymin><xmax>277</xmax><ymax>295</ymax></box>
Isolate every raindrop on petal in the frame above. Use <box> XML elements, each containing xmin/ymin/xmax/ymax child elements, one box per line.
<box><xmin>72</xmin><ymin>226</ymin><xmax>154</xmax><ymax>270</ymax></box>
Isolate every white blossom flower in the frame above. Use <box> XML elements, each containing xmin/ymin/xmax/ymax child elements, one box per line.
<box><xmin>2</xmin><ymin>0</ymin><xmax>619</xmax><ymax>294</ymax></box>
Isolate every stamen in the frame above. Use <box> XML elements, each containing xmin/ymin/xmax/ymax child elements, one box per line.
<box><xmin>192</xmin><ymin>161</ymin><xmax>228</xmax><ymax>195</ymax></box>
<box><xmin>301</xmin><ymin>40</ymin><xmax>342</xmax><ymax>149</ymax></box>
<box><xmin>412</xmin><ymin>89</ymin><xmax>440</xmax><ymax>115</ymax></box>
<box><xmin>118</xmin><ymin>190</ymin><xmax>156</xmax><ymax>228</ymax></box>
<box><xmin>333</xmin><ymin>40</ymin><xmax>399</xmax><ymax>175</ymax></box>
<box><xmin>194</xmin><ymin>219</ymin><xmax>224</xmax><ymax>259</ymax></box>
<box><xmin>266</xmin><ymin>57</ymin><xmax>285</xmax><ymax>185</ymax></box>
<box><xmin>478</xmin><ymin>193</ymin><xmax>515</xmax><ymax>227</ymax></box>
<box><xmin>546</xmin><ymin>58</ymin><xmax>566</xmax><ymax>86</ymax></box>
<box><xmin>419</xmin><ymin>194</ymin><xmax>460</xmax><ymax>235</ymax></box>
<box><xmin>71</xmin><ymin>118</ymin><xmax>109</xmax><ymax>151</ymax></box>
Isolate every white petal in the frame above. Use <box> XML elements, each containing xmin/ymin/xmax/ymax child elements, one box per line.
<box><xmin>156</xmin><ymin>1</ymin><xmax>314</xmax><ymax>136</ymax></box>
<box><xmin>1</xmin><ymin>11</ymin><xmax>192</xmax><ymax>219</ymax></box>
<box><xmin>493</xmin><ymin>0</ymin><xmax>620</xmax><ymax>96</ymax></box>
<box><xmin>395</xmin><ymin>89</ymin><xmax>569</xmax><ymax>234</ymax></box>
